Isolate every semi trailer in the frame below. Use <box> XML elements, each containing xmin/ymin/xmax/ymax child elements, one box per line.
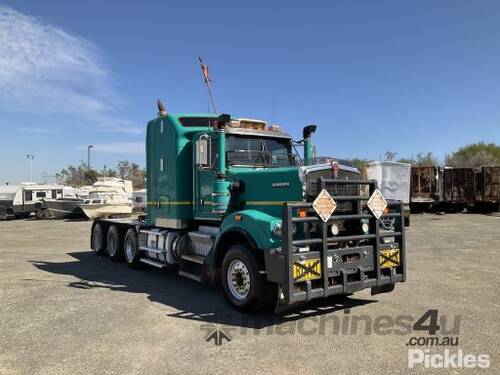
<box><xmin>90</xmin><ymin>107</ymin><xmax>406</xmax><ymax>312</ymax></box>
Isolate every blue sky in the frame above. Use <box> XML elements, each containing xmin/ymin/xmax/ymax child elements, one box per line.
<box><xmin>0</xmin><ymin>0</ymin><xmax>499</xmax><ymax>184</ymax></box>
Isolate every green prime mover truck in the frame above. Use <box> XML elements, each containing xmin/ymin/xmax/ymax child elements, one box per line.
<box><xmin>91</xmin><ymin>109</ymin><xmax>406</xmax><ymax>312</ymax></box>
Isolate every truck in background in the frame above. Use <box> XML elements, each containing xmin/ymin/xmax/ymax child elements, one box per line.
<box><xmin>90</xmin><ymin>108</ymin><xmax>406</xmax><ymax>312</ymax></box>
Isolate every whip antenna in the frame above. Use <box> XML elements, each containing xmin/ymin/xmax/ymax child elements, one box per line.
<box><xmin>198</xmin><ymin>57</ymin><xmax>218</xmax><ymax>117</ymax></box>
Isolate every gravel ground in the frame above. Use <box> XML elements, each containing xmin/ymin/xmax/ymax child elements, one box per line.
<box><xmin>1</xmin><ymin>213</ymin><xmax>499</xmax><ymax>374</ymax></box>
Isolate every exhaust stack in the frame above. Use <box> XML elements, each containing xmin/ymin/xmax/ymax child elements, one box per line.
<box><xmin>157</xmin><ymin>99</ymin><xmax>167</xmax><ymax>117</ymax></box>
<box><xmin>303</xmin><ymin>124</ymin><xmax>317</xmax><ymax>166</ymax></box>
<box><xmin>211</xmin><ymin>114</ymin><xmax>231</xmax><ymax>214</ymax></box>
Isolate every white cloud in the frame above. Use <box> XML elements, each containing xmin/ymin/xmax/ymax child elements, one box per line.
<box><xmin>0</xmin><ymin>5</ymin><xmax>140</xmax><ymax>133</ymax></box>
<box><xmin>78</xmin><ymin>142</ymin><xmax>145</xmax><ymax>154</ymax></box>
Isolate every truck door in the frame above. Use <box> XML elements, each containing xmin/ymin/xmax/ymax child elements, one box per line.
<box><xmin>194</xmin><ymin>135</ymin><xmax>218</xmax><ymax>219</ymax></box>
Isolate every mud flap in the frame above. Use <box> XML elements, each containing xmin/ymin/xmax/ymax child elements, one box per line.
<box><xmin>371</xmin><ymin>283</ymin><xmax>395</xmax><ymax>296</ymax></box>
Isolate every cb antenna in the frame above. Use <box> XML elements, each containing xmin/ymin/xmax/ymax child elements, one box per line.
<box><xmin>198</xmin><ymin>57</ymin><xmax>218</xmax><ymax>117</ymax></box>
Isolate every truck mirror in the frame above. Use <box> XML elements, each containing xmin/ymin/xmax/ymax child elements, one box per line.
<box><xmin>196</xmin><ymin>136</ymin><xmax>211</xmax><ymax>168</ymax></box>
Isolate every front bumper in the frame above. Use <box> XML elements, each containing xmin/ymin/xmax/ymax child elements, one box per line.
<box><xmin>264</xmin><ymin>178</ymin><xmax>407</xmax><ymax>305</ymax></box>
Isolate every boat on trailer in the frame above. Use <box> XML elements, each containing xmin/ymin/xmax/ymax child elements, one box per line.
<box><xmin>79</xmin><ymin>178</ymin><xmax>134</xmax><ymax>219</ymax></box>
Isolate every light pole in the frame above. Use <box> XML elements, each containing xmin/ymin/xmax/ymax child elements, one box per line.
<box><xmin>26</xmin><ymin>154</ymin><xmax>34</xmax><ymax>182</ymax></box>
<box><xmin>87</xmin><ymin>144</ymin><xmax>94</xmax><ymax>169</ymax></box>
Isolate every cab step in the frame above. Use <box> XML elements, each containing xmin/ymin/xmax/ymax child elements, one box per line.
<box><xmin>181</xmin><ymin>254</ymin><xmax>204</xmax><ymax>264</ymax></box>
<box><xmin>139</xmin><ymin>258</ymin><xmax>165</xmax><ymax>268</ymax></box>
<box><xmin>178</xmin><ymin>270</ymin><xmax>202</xmax><ymax>282</ymax></box>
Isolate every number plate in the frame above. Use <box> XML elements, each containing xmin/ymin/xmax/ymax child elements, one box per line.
<box><xmin>380</xmin><ymin>249</ymin><xmax>400</xmax><ymax>268</ymax></box>
<box><xmin>292</xmin><ymin>258</ymin><xmax>321</xmax><ymax>282</ymax></box>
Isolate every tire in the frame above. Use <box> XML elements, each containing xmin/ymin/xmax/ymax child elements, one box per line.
<box><xmin>35</xmin><ymin>209</ymin><xmax>44</xmax><ymax>219</ymax></box>
<box><xmin>107</xmin><ymin>226</ymin><xmax>124</xmax><ymax>261</ymax></box>
<box><xmin>92</xmin><ymin>223</ymin><xmax>106</xmax><ymax>255</ymax></box>
<box><xmin>124</xmin><ymin>228</ymin><xmax>142</xmax><ymax>268</ymax></box>
<box><xmin>221</xmin><ymin>244</ymin><xmax>276</xmax><ymax>313</ymax></box>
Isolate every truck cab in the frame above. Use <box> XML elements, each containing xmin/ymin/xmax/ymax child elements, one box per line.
<box><xmin>91</xmin><ymin>112</ymin><xmax>406</xmax><ymax>312</ymax></box>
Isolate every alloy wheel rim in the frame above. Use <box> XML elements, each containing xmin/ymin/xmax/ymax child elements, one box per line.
<box><xmin>227</xmin><ymin>259</ymin><xmax>251</xmax><ymax>300</ymax></box>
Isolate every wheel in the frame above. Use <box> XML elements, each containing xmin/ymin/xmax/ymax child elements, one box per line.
<box><xmin>221</xmin><ymin>244</ymin><xmax>276</xmax><ymax>313</ymax></box>
<box><xmin>35</xmin><ymin>209</ymin><xmax>44</xmax><ymax>219</ymax></box>
<box><xmin>124</xmin><ymin>229</ymin><xmax>142</xmax><ymax>268</ymax></box>
<box><xmin>107</xmin><ymin>226</ymin><xmax>124</xmax><ymax>261</ymax></box>
<box><xmin>92</xmin><ymin>223</ymin><xmax>106</xmax><ymax>255</ymax></box>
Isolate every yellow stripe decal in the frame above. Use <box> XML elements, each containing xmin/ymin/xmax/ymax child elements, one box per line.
<box><xmin>246</xmin><ymin>201</ymin><xmax>302</xmax><ymax>206</ymax></box>
<box><xmin>146</xmin><ymin>201</ymin><xmax>193</xmax><ymax>206</ymax></box>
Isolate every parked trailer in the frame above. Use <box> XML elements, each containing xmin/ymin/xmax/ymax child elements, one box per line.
<box><xmin>364</xmin><ymin>161</ymin><xmax>411</xmax><ymax>226</ymax></box>
<box><xmin>410</xmin><ymin>167</ymin><xmax>442</xmax><ymax>211</ymax></box>
<box><xmin>91</xmin><ymin>110</ymin><xmax>406</xmax><ymax>312</ymax></box>
<box><xmin>0</xmin><ymin>183</ymin><xmax>77</xmax><ymax>219</ymax></box>
<box><xmin>442</xmin><ymin>168</ymin><xmax>475</xmax><ymax>208</ymax></box>
<box><xmin>474</xmin><ymin>167</ymin><xmax>500</xmax><ymax>211</ymax></box>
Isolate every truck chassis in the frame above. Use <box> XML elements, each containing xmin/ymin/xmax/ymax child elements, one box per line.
<box><xmin>91</xmin><ymin>178</ymin><xmax>406</xmax><ymax>311</ymax></box>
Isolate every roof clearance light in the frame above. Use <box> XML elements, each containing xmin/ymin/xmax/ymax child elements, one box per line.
<box><xmin>238</xmin><ymin>118</ymin><xmax>267</xmax><ymax>131</ymax></box>
<box><xmin>269</xmin><ymin>125</ymin><xmax>281</xmax><ymax>132</ymax></box>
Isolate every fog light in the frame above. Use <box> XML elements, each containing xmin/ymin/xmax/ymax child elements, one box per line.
<box><xmin>361</xmin><ymin>222</ymin><xmax>369</xmax><ymax>234</ymax></box>
<box><xmin>330</xmin><ymin>223</ymin><xmax>340</xmax><ymax>236</ymax></box>
<box><xmin>272</xmin><ymin>223</ymin><xmax>282</xmax><ymax>238</ymax></box>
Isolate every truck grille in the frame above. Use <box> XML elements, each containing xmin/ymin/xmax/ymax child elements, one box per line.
<box><xmin>307</xmin><ymin>181</ymin><xmax>359</xmax><ymax>213</ymax></box>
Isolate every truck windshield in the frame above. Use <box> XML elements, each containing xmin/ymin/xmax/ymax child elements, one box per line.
<box><xmin>226</xmin><ymin>135</ymin><xmax>295</xmax><ymax>167</ymax></box>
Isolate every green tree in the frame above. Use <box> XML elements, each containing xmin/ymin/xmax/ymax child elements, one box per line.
<box><xmin>116</xmin><ymin>160</ymin><xmax>146</xmax><ymax>189</ymax></box>
<box><xmin>56</xmin><ymin>162</ymin><xmax>99</xmax><ymax>187</ymax></box>
<box><xmin>349</xmin><ymin>158</ymin><xmax>371</xmax><ymax>171</ymax></box>
<box><xmin>397</xmin><ymin>152</ymin><xmax>439</xmax><ymax>167</ymax></box>
<box><xmin>100</xmin><ymin>165</ymin><xmax>118</xmax><ymax>177</ymax></box>
<box><xmin>446</xmin><ymin>142</ymin><xmax>500</xmax><ymax>167</ymax></box>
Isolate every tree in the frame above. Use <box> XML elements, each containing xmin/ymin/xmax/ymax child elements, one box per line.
<box><xmin>349</xmin><ymin>158</ymin><xmax>371</xmax><ymax>171</ymax></box>
<box><xmin>100</xmin><ymin>165</ymin><xmax>118</xmax><ymax>178</ymax></box>
<box><xmin>397</xmin><ymin>152</ymin><xmax>439</xmax><ymax>167</ymax></box>
<box><xmin>56</xmin><ymin>162</ymin><xmax>99</xmax><ymax>187</ymax></box>
<box><xmin>446</xmin><ymin>142</ymin><xmax>500</xmax><ymax>167</ymax></box>
<box><xmin>384</xmin><ymin>151</ymin><xmax>397</xmax><ymax>161</ymax></box>
<box><xmin>116</xmin><ymin>160</ymin><xmax>146</xmax><ymax>189</ymax></box>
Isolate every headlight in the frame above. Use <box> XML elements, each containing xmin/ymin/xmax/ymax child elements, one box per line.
<box><xmin>272</xmin><ymin>223</ymin><xmax>282</xmax><ymax>238</ymax></box>
<box><xmin>330</xmin><ymin>223</ymin><xmax>340</xmax><ymax>236</ymax></box>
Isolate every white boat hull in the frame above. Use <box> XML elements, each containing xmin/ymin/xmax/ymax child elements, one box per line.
<box><xmin>80</xmin><ymin>203</ymin><xmax>133</xmax><ymax>220</ymax></box>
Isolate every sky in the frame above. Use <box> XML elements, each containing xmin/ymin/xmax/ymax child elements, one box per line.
<box><xmin>0</xmin><ymin>0</ymin><xmax>499</xmax><ymax>184</ymax></box>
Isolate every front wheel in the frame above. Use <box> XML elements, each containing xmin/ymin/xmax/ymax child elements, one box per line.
<box><xmin>221</xmin><ymin>244</ymin><xmax>276</xmax><ymax>313</ymax></box>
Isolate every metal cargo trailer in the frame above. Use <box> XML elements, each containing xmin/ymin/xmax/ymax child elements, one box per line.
<box><xmin>442</xmin><ymin>168</ymin><xmax>475</xmax><ymax>207</ymax></box>
<box><xmin>474</xmin><ymin>167</ymin><xmax>500</xmax><ymax>210</ymax></box>
<box><xmin>410</xmin><ymin>167</ymin><xmax>442</xmax><ymax>209</ymax></box>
